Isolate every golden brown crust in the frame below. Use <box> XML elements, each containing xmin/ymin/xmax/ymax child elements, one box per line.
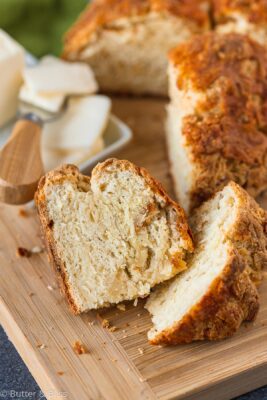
<box><xmin>63</xmin><ymin>0</ymin><xmax>210</xmax><ymax>57</ymax></box>
<box><xmin>150</xmin><ymin>254</ymin><xmax>259</xmax><ymax>345</ymax></box>
<box><xmin>183</xmin><ymin>114</ymin><xmax>267</xmax><ymax>210</ymax></box>
<box><xmin>170</xmin><ymin>32</ymin><xmax>267</xmax><ymax>210</ymax></box>
<box><xmin>35</xmin><ymin>159</ymin><xmax>193</xmax><ymax>314</ymax></box>
<box><xmin>212</xmin><ymin>0</ymin><xmax>267</xmax><ymax>25</ymax></box>
<box><xmin>169</xmin><ymin>32</ymin><xmax>267</xmax><ymax>100</ymax></box>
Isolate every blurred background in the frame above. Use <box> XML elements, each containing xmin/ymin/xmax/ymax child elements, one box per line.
<box><xmin>0</xmin><ymin>0</ymin><xmax>88</xmax><ymax>57</ymax></box>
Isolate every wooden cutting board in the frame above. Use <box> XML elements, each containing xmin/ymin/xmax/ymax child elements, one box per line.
<box><xmin>0</xmin><ymin>97</ymin><xmax>267</xmax><ymax>400</ymax></box>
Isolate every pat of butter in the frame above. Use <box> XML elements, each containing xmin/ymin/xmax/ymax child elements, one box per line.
<box><xmin>0</xmin><ymin>30</ymin><xmax>24</xmax><ymax>127</ymax></box>
<box><xmin>42</xmin><ymin>138</ymin><xmax>104</xmax><ymax>172</ymax></box>
<box><xmin>42</xmin><ymin>95</ymin><xmax>111</xmax><ymax>151</ymax></box>
<box><xmin>19</xmin><ymin>84</ymin><xmax>65</xmax><ymax>113</ymax></box>
<box><xmin>24</xmin><ymin>56</ymin><xmax>98</xmax><ymax>95</ymax></box>
<box><xmin>19</xmin><ymin>56</ymin><xmax>65</xmax><ymax>113</ymax></box>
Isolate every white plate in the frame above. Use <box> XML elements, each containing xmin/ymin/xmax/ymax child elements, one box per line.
<box><xmin>0</xmin><ymin>53</ymin><xmax>132</xmax><ymax>175</ymax></box>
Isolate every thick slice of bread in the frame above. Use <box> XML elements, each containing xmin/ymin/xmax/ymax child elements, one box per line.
<box><xmin>145</xmin><ymin>182</ymin><xmax>267</xmax><ymax>345</ymax></box>
<box><xmin>62</xmin><ymin>0</ymin><xmax>210</xmax><ymax>96</ymax></box>
<box><xmin>35</xmin><ymin>159</ymin><xmax>193</xmax><ymax>314</ymax></box>
<box><xmin>213</xmin><ymin>0</ymin><xmax>267</xmax><ymax>46</ymax></box>
<box><xmin>166</xmin><ymin>32</ymin><xmax>267</xmax><ymax>213</ymax></box>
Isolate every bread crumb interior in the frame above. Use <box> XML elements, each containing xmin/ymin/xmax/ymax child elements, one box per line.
<box><xmin>45</xmin><ymin>166</ymin><xmax>187</xmax><ymax>311</ymax></box>
<box><xmin>146</xmin><ymin>185</ymin><xmax>237</xmax><ymax>340</ymax></box>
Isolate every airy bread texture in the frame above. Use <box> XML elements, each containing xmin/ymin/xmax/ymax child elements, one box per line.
<box><xmin>167</xmin><ymin>32</ymin><xmax>267</xmax><ymax>213</ymax></box>
<box><xmin>63</xmin><ymin>0</ymin><xmax>210</xmax><ymax>96</ymax></box>
<box><xmin>213</xmin><ymin>0</ymin><xmax>267</xmax><ymax>46</ymax></box>
<box><xmin>145</xmin><ymin>182</ymin><xmax>267</xmax><ymax>345</ymax></box>
<box><xmin>35</xmin><ymin>159</ymin><xmax>193</xmax><ymax>314</ymax></box>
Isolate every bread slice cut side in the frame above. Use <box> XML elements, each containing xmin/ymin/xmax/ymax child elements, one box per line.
<box><xmin>145</xmin><ymin>182</ymin><xmax>267</xmax><ymax>345</ymax></box>
<box><xmin>35</xmin><ymin>159</ymin><xmax>193</xmax><ymax>314</ymax></box>
<box><xmin>63</xmin><ymin>1</ymin><xmax>210</xmax><ymax>96</ymax></box>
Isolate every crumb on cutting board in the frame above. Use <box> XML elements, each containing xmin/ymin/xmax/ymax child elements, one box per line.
<box><xmin>16</xmin><ymin>246</ymin><xmax>44</xmax><ymax>258</ymax></box>
<box><xmin>73</xmin><ymin>340</ymin><xmax>88</xmax><ymax>355</ymax></box>
<box><xmin>31</xmin><ymin>246</ymin><xmax>44</xmax><ymax>254</ymax></box>
<box><xmin>117</xmin><ymin>304</ymin><xmax>126</xmax><ymax>311</ymax></box>
<box><xmin>101</xmin><ymin>318</ymin><xmax>110</xmax><ymax>329</ymax></box>
<box><xmin>16</xmin><ymin>247</ymin><xmax>31</xmax><ymax>258</ymax></box>
<box><xmin>18</xmin><ymin>208</ymin><xmax>28</xmax><ymax>217</ymax></box>
<box><xmin>97</xmin><ymin>314</ymin><xmax>117</xmax><ymax>332</ymax></box>
<box><xmin>139</xmin><ymin>377</ymin><xmax>147</xmax><ymax>382</ymax></box>
<box><xmin>37</xmin><ymin>344</ymin><xmax>47</xmax><ymax>349</ymax></box>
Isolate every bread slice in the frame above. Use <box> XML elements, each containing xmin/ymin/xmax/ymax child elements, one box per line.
<box><xmin>145</xmin><ymin>182</ymin><xmax>267</xmax><ymax>345</ymax></box>
<box><xmin>35</xmin><ymin>159</ymin><xmax>193</xmax><ymax>314</ymax></box>
<box><xmin>166</xmin><ymin>32</ymin><xmax>267</xmax><ymax>213</ymax></box>
<box><xmin>213</xmin><ymin>0</ymin><xmax>267</xmax><ymax>46</ymax></box>
<box><xmin>62</xmin><ymin>0</ymin><xmax>210</xmax><ymax>96</ymax></box>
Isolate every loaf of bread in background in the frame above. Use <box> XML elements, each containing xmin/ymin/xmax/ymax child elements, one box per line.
<box><xmin>35</xmin><ymin>159</ymin><xmax>193</xmax><ymax>314</ymax></box>
<box><xmin>63</xmin><ymin>0</ymin><xmax>210</xmax><ymax>96</ymax></box>
<box><xmin>146</xmin><ymin>182</ymin><xmax>267</xmax><ymax>345</ymax></box>
<box><xmin>213</xmin><ymin>0</ymin><xmax>267</xmax><ymax>46</ymax></box>
<box><xmin>166</xmin><ymin>32</ymin><xmax>267</xmax><ymax>214</ymax></box>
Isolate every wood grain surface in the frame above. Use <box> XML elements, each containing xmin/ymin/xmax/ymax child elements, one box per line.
<box><xmin>0</xmin><ymin>97</ymin><xmax>267</xmax><ymax>400</ymax></box>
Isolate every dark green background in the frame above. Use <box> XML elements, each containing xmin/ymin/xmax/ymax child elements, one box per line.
<box><xmin>0</xmin><ymin>0</ymin><xmax>87</xmax><ymax>57</ymax></box>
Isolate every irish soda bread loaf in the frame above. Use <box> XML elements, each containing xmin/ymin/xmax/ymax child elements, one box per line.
<box><xmin>213</xmin><ymin>0</ymin><xmax>267</xmax><ymax>46</ymax></box>
<box><xmin>63</xmin><ymin>0</ymin><xmax>210</xmax><ymax>96</ymax></box>
<box><xmin>35</xmin><ymin>159</ymin><xmax>193</xmax><ymax>314</ymax></box>
<box><xmin>166</xmin><ymin>32</ymin><xmax>267</xmax><ymax>213</ymax></box>
<box><xmin>145</xmin><ymin>182</ymin><xmax>267</xmax><ymax>345</ymax></box>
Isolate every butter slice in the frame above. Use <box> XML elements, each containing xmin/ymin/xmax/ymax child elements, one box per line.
<box><xmin>19</xmin><ymin>56</ymin><xmax>65</xmax><ymax>113</ymax></box>
<box><xmin>24</xmin><ymin>56</ymin><xmax>98</xmax><ymax>95</ymax></box>
<box><xmin>0</xmin><ymin>30</ymin><xmax>24</xmax><ymax>127</ymax></box>
<box><xmin>42</xmin><ymin>95</ymin><xmax>111</xmax><ymax>151</ymax></box>
<box><xmin>19</xmin><ymin>84</ymin><xmax>65</xmax><ymax>113</ymax></box>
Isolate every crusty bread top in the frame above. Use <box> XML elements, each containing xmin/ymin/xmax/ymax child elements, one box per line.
<box><xmin>169</xmin><ymin>32</ymin><xmax>267</xmax><ymax>96</ymax></box>
<box><xmin>169</xmin><ymin>32</ymin><xmax>267</xmax><ymax>168</ymax></box>
<box><xmin>213</xmin><ymin>0</ymin><xmax>267</xmax><ymax>25</ymax></box>
<box><xmin>63</xmin><ymin>0</ymin><xmax>210</xmax><ymax>57</ymax></box>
